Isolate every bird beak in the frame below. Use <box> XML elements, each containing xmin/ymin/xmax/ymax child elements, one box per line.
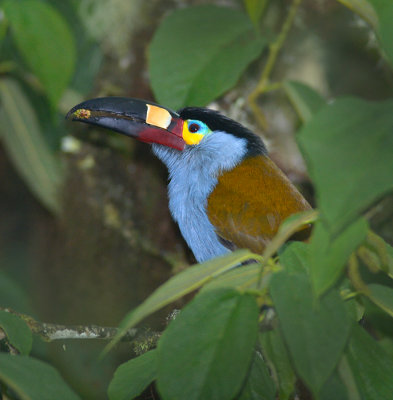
<box><xmin>66</xmin><ymin>97</ymin><xmax>186</xmax><ymax>151</ymax></box>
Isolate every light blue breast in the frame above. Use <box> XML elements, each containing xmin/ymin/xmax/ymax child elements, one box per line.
<box><xmin>152</xmin><ymin>131</ymin><xmax>247</xmax><ymax>262</ymax></box>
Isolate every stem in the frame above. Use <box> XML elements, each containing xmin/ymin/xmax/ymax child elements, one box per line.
<box><xmin>248</xmin><ymin>0</ymin><xmax>303</xmax><ymax>130</ymax></box>
<box><xmin>348</xmin><ymin>253</ymin><xmax>370</xmax><ymax>295</ymax></box>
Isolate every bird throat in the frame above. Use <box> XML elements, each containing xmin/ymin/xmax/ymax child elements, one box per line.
<box><xmin>152</xmin><ymin>132</ymin><xmax>248</xmax><ymax>262</ymax></box>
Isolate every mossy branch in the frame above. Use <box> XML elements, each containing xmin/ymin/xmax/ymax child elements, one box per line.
<box><xmin>0</xmin><ymin>307</ymin><xmax>140</xmax><ymax>343</ymax></box>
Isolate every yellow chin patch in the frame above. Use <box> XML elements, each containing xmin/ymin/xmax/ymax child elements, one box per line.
<box><xmin>182</xmin><ymin>122</ymin><xmax>205</xmax><ymax>145</ymax></box>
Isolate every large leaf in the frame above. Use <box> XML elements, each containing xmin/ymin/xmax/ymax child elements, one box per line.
<box><xmin>387</xmin><ymin>243</ymin><xmax>393</xmax><ymax>277</ymax></box>
<box><xmin>105</xmin><ymin>250</ymin><xmax>256</xmax><ymax>353</ymax></box>
<box><xmin>238</xmin><ymin>350</ymin><xmax>276</xmax><ymax>400</ymax></box>
<box><xmin>298</xmin><ymin>97</ymin><xmax>393</xmax><ymax>236</ymax></box>
<box><xmin>283</xmin><ymin>80</ymin><xmax>326</xmax><ymax>123</ymax></box>
<box><xmin>156</xmin><ymin>288</ymin><xmax>259</xmax><ymax>400</ymax></box>
<box><xmin>0</xmin><ymin>270</ymin><xmax>34</xmax><ymax>315</ymax></box>
<box><xmin>337</xmin><ymin>0</ymin><xmax>379</xmax><ymax>28</ymax></box>
<box><xmin>0</xmin><ymin>354</ymin><xmax>80</xmax><ymax>400</ymax></box>
<box><xmin>0</xmin><ymin>8</ymin><xmax>8</xmax><ymax>41</ymax></box>
<box><xmin>149</xmin><ymin>5</ymin><xmax>267</xmax><ymax>109</ymax></box>
<box><xmin>244</xmin><ymin>0</ymin><xmax>269</xmax><ymax>27</ymax></box>
<box><xmin>279</xmin><ymin>241</ymin><xmax>310</xmax><ymax>275</ymax></box>
<box><xmin>260</xmin><ymin>329</ymin><xmax>296</xmax><ymax>400</ymax></box>
<box><xmin>339</xmin><ymin>0</ymin><xmax>393</xmax><ymax>66</ymax></box>
<box><xmin>2</xmin><ymin>0</ymin><xmax>76</xmax><ymax>106</ymax></box>
<box><xmin>0</xmin><ymin>78</ymin><xmax>63</xmax><ymax>213</ymax></box>
<box><xmin>319</xmin><ymin>371</ymin><xmax>349</xmax><ymax>400</ymax></box>
<box><xmin>368</xmin><ymin>0</ymin><xmax>393</xmax><ymax>66</ymax></box>
<box><xmin>346</xmin><ymin>325</ymin><xmax>393</xmax><ymax>399</ymax></box>
<box><xmin>0</xmin><ymin>311</ymin><xmax>32</xmax><ymax>355</ymax></box>
<box><xmin>367</xmin><ymin>283</ymin><xmax>393</xmax><ymax>318</ymax></box>
<box><xmin>309</xmin><ymin>218</ymin><xmax>368</xmax><ymax>296</ymax></box>
<box><xmin>108</xmin><ymin>350</ymin><xmax>157</xmax><ymax>400</ymax></box>
<box><xmin>269</xmin><ymin>271</ymin><xmax>351</xmax><ymax>396</ymax></box>
<box><xmin>201</xmin><ymin>262</ymin><xmax>262</xmax><ymax>292</ymax></box>
<box><xmin>279</xmin><ymin>223</ymin><xmax>367</xmax><ymax>298</ymax></box>
<box><xmin>337</xmin><ymin>356</ymin><xmax>362</xmax><ymax>400</ymax></box>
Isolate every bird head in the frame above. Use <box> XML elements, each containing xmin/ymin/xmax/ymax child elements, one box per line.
<box><xmin>66</xmin><ymin>97</ymin><xmax>267</xmax><ymax>162</ymax></box>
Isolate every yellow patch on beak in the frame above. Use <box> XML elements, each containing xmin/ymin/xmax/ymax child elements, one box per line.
<box><xmin>182</xmin><ymin>122</ymin><xmax>204</xmax><ymax>145</ymax></box>
<box><xmin>146</xmin><ymin>104</ymin><xmax>172</xmax><ymax>129</ymax></box>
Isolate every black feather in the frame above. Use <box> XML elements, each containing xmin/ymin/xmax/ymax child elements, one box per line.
<box><xmin>178</xmin><ymin>107</ymin><xmax>267</xmax><ymax>157</ymax></box>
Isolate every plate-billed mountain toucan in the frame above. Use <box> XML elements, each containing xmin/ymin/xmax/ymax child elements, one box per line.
<box><xmin>67</xmin><ymin>98</ymin><xmax>311</xmax><ymax>262</ymax></box>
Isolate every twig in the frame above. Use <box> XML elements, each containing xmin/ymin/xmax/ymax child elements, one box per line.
<box><xmin>0</xmin><ymin>307</ymin><xmax>139</xmax><ymax>342</ymax></box>
<box><xmin>248</xmin><ymin>0</ymin><xmax>303</xmax><ymax>130</ymax></box>
<box><xmin>36</xmin><ymin>323</ymin><xmax>137</xmax><ymax>341</ymax></box>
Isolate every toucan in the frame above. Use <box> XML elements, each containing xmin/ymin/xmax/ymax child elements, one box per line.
<box><xmin>67</xmin><ymin>98</ymin><xmax>311</xmax><ymax>262</ymax></box>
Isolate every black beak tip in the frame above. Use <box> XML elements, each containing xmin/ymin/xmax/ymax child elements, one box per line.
<box><xmin>65</xmin><ymin>98</ymin><xmax>109</xmax><ymax>122</ymax></box>
<box><xmin>65</xmin><ymin>102</ymin><xmax>92</xmax><ymax>121</ymax></box>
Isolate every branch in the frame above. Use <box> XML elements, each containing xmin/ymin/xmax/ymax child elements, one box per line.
<box><xmin>35</xmin><ymin>323</ymin><xmax>138</xmax><ymax>342</ymax></box>
<box><xmin>248</xmin><ymin>0</ymin><xmax>303</xmax><ymax>130</ymax></box>
<box><xmin>0</xmin><ymin>307</ymin><xmax>140</xmax><ymax>342</ymax></box>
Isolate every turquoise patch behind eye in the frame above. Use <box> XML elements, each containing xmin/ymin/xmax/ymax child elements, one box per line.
<box><xmin>187</xmin><ymin>119</ymin><xmax>211</xmax><ymax>135</ymax></box>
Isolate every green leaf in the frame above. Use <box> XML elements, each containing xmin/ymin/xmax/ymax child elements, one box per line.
<box><xmin>0</xmin><ymin>8</ymin><xmax>8</xmax><ymax>41</ymax></box>
<box><xmin>380</xmin><ymin>337</ymin><xmax>393</xmax><ymax>358</ymax></box>
<box><xmin>270</xmin><ymin>271</ymin><xmax>351</xmax><ymax>396</ymax></box>
<box><xmin>0</xmin><ymin>354</ymin><xmax>80</xmax><ymax>400</ymax></box>
<box><xmin>368</xmin><ymin>0</ymin><xmax>393</xmax><ymax>66</ymax></box>
<box><xmin>70</xmin><ymin>41</ymin><xmax>103</xmax><ymax>95</ymax></box>
<box><xmin>309</xmin><ymin>218</ymin><xmax>368</xmax><ymax>296</ymax></box>
<box><xmin>156</xmin><ymin>288</ymin><xmax>259</xmax><ymax>400</ymax></box>
<box><xmin>104</xmin><ymin>250</ymin><xmax>256</xmax><ymax>353</ymax></box>
<box><xmin>361</xmin><ymin>297</ymin><xmax>393</xmax><ymax>338</ymax></box>
<box><xmin>260</xmin><ymin>329</ymin><xmax>296</xmax><ymax>400</ymax></box>
<box><xmin>284</xmin><ymin>80</ymin><xmax>326</xmax><ymax>123</ymax></box>
<box><xmin>298</xmin><ymin>97</ymin><xmax>393</xmax><ymax>235</ymax></box>
<box><xmin>344</xmin><ymin>285</ymin><xmax>365</xmax><ymax>322</ymax></box>
<box><xmin>238</xmin><ymin>350</ymin><xmax>276</xmax><ymax>400</ymax></box>
<box><xmin>319</xmin><ymin>371</ymin><xmax>349</xmax><ymax>400</ymax></box>
<box><xmin>337</xmin><ymin>356</ymin><xmax>362</xmax><ymax>400</ymax></box>
<box><xmin>262</xmin><ymin>210</ymin><xmax>318</xmax><ymax>262</ymax></box>
<box><xmin>2</xmin><ymin>0</ymin><xmax>76</xmax><ymax>106</ymax></box>
<box><xmin>149</xmin><ymin>5</ymin><xmax>267</xmax><ymax>109</ymax></box>
<box><xmin>387</xmin><ymin>242</ymin><xmax>393</xmax><ymax>277</ymax></box>
<box><xmin>0</xmin><ymin>78</ymin><xmax>63</xmax><ymax>213</ymax></box>
<box><xmin>0</xmin><ymin>311</ymin><xmax>32</xmax><ymax>355</ymax></box>
<box><xmin>336</xmin><ymin>0</ymin><xmax>379</xmax><ymax>28</ymax></box>
<box><xmin>244</xmin><ymin>0</ymin><xmax>269</xmax><ymax>27</ymax></box>
<box><xmin>201</xmin><ymin>262</ymin><xmax>262</xmax><ymax>292</ymax></box>
<box><xmin>367</xmin><ymin>283</ymin><xmax>393</xmax><ymax>317</ymax></box>
<box><xmin>0</xmin><ymin>270</ymin><xmax>34</xmax><ymax>315</ymax></box>
<box><xmin>279</xmin><ymin>241</ymin><xmax>310</xmax><ymax>274</ymax></box>
<box><xmin>108</xmin><ymin>350</ymin><xmax>157</xmax><ymax>400</ymax></box>
<box><xmin>339</xmin><ymin>0</ymin><xmax>393</xmax><ymax>66</ymax></box>
<box><xmin>346</xmin><ymin>325</ymin><xmax>393</xmax><ymax>399</ymax></box>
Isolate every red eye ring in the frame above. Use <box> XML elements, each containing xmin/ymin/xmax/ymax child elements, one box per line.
<box><xmin>189</xmin><ymin>123</ymin><xmax>200</xmax><ymax>133</ymax></box>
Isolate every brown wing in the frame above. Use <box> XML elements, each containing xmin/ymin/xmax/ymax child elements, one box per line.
<box><xmin>207</xmin><ymin>155</ymin><xmax>311</xmax><ymax>254</ymax></box>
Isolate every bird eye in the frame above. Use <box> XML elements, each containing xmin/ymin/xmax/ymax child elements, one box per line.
<box><xmin>188</xmin><ymin>122</ymin><xmax>201</xmax><ymax>133</ymax></box>
<box><xmin>183</xmin><ymin>119</ymin><xmax>211</xmax><ymax>145</ymax></box>
<box><xmin>185</xmin><ymin>119</ymin><xmax>211</xmax><ymax>142</ymax></box>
